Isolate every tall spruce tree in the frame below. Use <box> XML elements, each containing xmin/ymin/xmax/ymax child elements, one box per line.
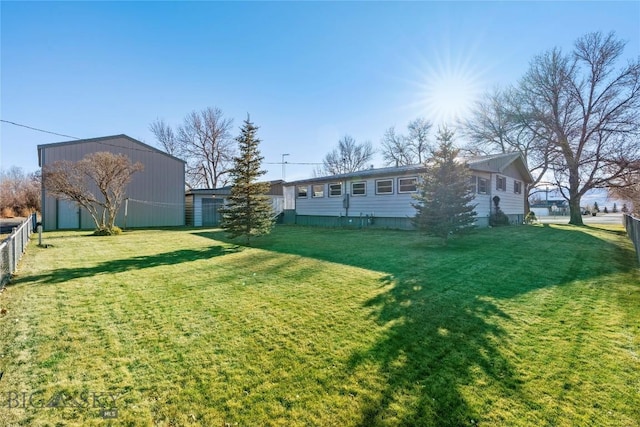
<box><xmin>412</xmin><ymin>127</ymin><xmax>477</xmax><ymax>245</ymax></box>
<box><xmin>220</xmin><ymin>117</ymin><xmax>274</xmax><ymax>245</ymax></box>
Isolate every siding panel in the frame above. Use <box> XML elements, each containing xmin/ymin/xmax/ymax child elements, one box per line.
<box><xmin>40</xmin><ymin>136</ymin><xmax>185</xmax><ymax>230</ymax></box>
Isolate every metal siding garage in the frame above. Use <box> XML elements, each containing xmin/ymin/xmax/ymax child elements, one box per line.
<box><xmin>56</xmin><ymin>199</ymin><xmax>80</xmax><ymax>229</ymax></box>
<box><xmin>202</xmin><ymin>198</ymin><xmax>224</xmax><ymax>226</ymax></box>
<box><xmin>38</xmin><ymin>135</ymin><xmax>186</xmax><ymax>230</ymax></box>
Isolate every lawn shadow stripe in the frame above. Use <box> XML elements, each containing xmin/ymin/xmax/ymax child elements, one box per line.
<box><xmin>9</xmin><ymin>245</ymin><xmax>241</xmax><ymax>286</ymax></box>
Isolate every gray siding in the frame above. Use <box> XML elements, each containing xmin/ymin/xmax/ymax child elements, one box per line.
<box><xmin>286</xmin><ymin>164</ymin><xmax>529</xmax><ymax>228</ymax></box>
<box><xmin>294</xmin><ymin>176</ymin><xmax>418</xmax><ymax>218</ymax></box>
<box><xmin>40</xmin><ymin>135</ymin><xmax>185</xmax><ymax>230</ymax></box>
<box><xmin>491</xmin><ymin>173</ymin><xmax>525</xmax><ymax>215</ymax></box>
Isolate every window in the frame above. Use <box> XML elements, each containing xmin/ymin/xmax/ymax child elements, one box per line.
<box><xmin>376</xmin><ymin>179</ymin><xmax>393</xmax><ymax>194</ymax></box>
<box><xmin>496</xmin><ymin>176</ymin><xmax>507</xmax><ymax>191</ymax></box>
<box><xmin>297</xmin><ymin>185</ymin><xmax>308</xmax><ymax>198</ymax></box>
<box><xmin>329</xmin><ymin>183</ymin><xmax>342</xmax><ymax>197</ymax></box>
<box><xmin>514</xmin><ymin>180</ymin><xmax>522</xmax><ymax>194</ymax></box>
<box><xmin>398</xmin><ymin>177</ymin><xmax>418</xmax><ymax>193</ymax></box>
<box><xmin>477</xmin><ymin>178</ymin><xmax>488</xmax><ymax>194</ymax></box>
<box><xmin>351</xmin><ymin>181</ymin><xmax>366</xmax><ymax>196</ymax></box>
<box><xmin>469</xmin><ymin>176</ymin><xmax>477</xmax><ymax>193</ymax></box>
<box><xmin>312</xmin><ymin>184</ymin><xmax>324</xmax><ymax>198</ymax></box>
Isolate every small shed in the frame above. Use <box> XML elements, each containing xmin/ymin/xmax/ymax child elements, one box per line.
<box><xmin>186</xmin><ymin>180</ymin><xmax>284</xmax><ymax>227</ymax></box>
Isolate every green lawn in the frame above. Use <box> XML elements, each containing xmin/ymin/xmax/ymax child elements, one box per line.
<box><xmin>0</xmin><ymin>224</ymin><xmax>638</xmax><ymax>426</ymax></box>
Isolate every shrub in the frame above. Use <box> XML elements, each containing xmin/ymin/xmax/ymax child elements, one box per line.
<box><xmin>490</xmin><ymin>211</ymin><xmax>510</xmax><ymax>226</ymax></box>
<box><xmin>93</xmin><ymin>226</ymin><xmax>122</xmax><ymax>236</ymax></box>
<box><xmin>525</xmin><ymin>211</ymin><xmax>537</xmax><ymax>224</ymax></box>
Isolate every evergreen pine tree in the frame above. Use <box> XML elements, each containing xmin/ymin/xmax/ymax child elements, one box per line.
<box><xmin>412</xmin><ymin>127</ymin><xmax>477</xmax><ymax>245</ymax></box>
<box><xmin>220</xmin><ymin>117</ymin><xmax>274</xmax><ymax>245</ymax></box>
<box><xmin>613</xmin><ymin>202</ymin><xmax>618</xmax><ymax>213</ymax></box>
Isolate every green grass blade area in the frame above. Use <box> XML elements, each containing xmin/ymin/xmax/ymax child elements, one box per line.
<box><xmin>0</xmin><ymin>224</ymin><xmax>638</xmax><ymax>426</ymax></box>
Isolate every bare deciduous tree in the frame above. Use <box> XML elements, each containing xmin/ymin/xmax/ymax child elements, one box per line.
<box><xmin>43</xmin><ymin>152</ymin><xmax>143</xmax><ymax>234</ymax></box>
<box><xmin>381</xmin><ymin>127</ymin><xmax>413</xmax><ymax>167</ymax></box>
<box><xmin>407</xmin><ymin>117</ymin><xmax>432</xmax><ymax>164</ymax></box>
<box><xmin>0</xmin><ymin>167</ymin><xmax>41</xmax><ymax>217</ymax></box>
<box><xmin>323</xmin><ymin>135</ymin><xmax>374</xmax><ymax>175</ymax></box>
<box><xmin>509</xmin><ymin>31</ymin><xmax>640</xmax><ymax>225</ymax></box>
<box><xmin>609</xmin><ymin>163</ymin><xmax>640</xmax><ymax>215</ymax></box>
<box><xmin>380</xmin><ymin>118</ymin><xmax>432</xmax><ymax>166</ymax></box>
<box><xmin>150</xmin><ymin>107</ymin><xmax>235</xmax><ymax>189</ymax></box>
<box><xmin>464</xmin><ymin>87</ymin><xmax>556</xmax><ymax>212</ymax></box>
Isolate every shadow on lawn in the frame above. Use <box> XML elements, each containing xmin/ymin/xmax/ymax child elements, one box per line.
<box><xmin>11</xmin><ymin>245</ymin><xmax>241</xmax><ymax>286</ymax></box>
<box><xmin>199</xmin><ymin>225</ymin><xmax>636</xmax><ymax>425</ymax></box>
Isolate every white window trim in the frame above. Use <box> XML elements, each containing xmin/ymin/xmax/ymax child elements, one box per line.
<box><xmin>351</xmin><ymin>181</ymin><xmax>366</xmax><ymax>196</ymax></box>
<box><xmin>312</xmin><ymin>184</ymin><xmax>324</xmax><ymax>198</ymax></box>
<box><xmin>477</xmin><ymin>177</ymin><xmax>488</xmax><ymax>195</ymax></box>
<box><xmin>514</xmin><ymin>180</ymin><xmax>522</xmax><ymax>194</ymax></box>
<box><xmin>329</xmin><ymin>182</ymin><xmax>342</xmax><ymax>197</ymax></box>
<box><xmin>297</xmin><ymin>185</ymin><xmax>308</xmax><ymax>198</ymax></box>
<box><xmin>375</xmin><ymin>179</ymin><xmax>394</xmax><ymax>195</ymax></box>
<box><xmin>398</xmin><ymin>176</ymin><xmax>418</xmax><ymax>193</ymax></box>
<box><xmin>496</xmin><ymin>175</ymin><xmax>507</xmax><ymax>192</ymax></box>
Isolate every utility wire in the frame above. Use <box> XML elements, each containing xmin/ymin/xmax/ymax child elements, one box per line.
<box><xmin>1</xmin><ymin>119</ymin><xmax>324</xmax><ymax>164</ymax></box>
<box><xmin>0</xmin><ymin>119</ymin><xmax>81</xmax><ymax>140</ymax></box>
<box><xmin>264</xmin><ymin>162</ymin><xmax>323</xmax><ymax>165</ymax></box>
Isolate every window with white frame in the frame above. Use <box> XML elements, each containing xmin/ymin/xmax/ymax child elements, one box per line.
<box><xmin>398</xmin><ymin>177</ymin><xmax>418</xmax><ymax>193</ymax></box>
<box><xmin>329</xmin><ymin>183</ymin><xmax>342</xmax><ymax>197</ymax></box>
<box><xmin>351</xmin><ymin>181</ymin><xmax>366</xmax><ymax>196</ymax></box>
<box><xmin>514</xmin><ymin>180</ymin><xmax>522</xmax><ymax>194</ymax></box>
<box><xmin>312</xmin><ymin>184</ymin><xmax>324</xmax><ymax>198</ymax></box>
<box><xmin>376</xmin><ymin>179</ymin><xmax>393</xmax><ymax>195</ymax></box>
<box><xmin>297</xmin><ymin>185</ymin><xmax>308</xmax><ymax>198</ymax></box>
<box><xmin>477</xmin><ymin>178</ymin><xmax>488</xmax><ymax>194</ymax></box>
<box><xmin>496</xmin><ymin>176</ymin><xmax>507</xmax><ymax>191</ymax></box>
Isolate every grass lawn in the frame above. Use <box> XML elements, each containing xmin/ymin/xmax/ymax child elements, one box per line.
<box><xmin>0</xmin><ymin>224</ymin><xmax>638</xmax><ymax>426</ymax></box>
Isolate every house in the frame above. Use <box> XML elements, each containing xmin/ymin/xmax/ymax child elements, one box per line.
<box><xmin>282</xmin><ymin>152</ymin><xmax>533</xmax><ymax>229</ymax></box>
<box><xmin>185</xmin><ymin>180</ymin><xmax>285</xmax><ymax>227</ymax></box>
<box><xmin>38</xmin><ymin>134</ymin><xmax>185</xmax><ymax>230</ymax></box>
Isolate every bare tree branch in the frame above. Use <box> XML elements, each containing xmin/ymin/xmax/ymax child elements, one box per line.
<box><xmin>42</xmin><ymin>152</ymin><xmax>143</xmax><ymax>233</ymax></box>
<box><xmin>150</xmin><ymin>107</ymin><xmax>235</xmax><ymax>189</ymax></box>
<box><xmin>323</xmin><ymin>135</ymin><xmax>374</xmax><ymax>175</ymax></box>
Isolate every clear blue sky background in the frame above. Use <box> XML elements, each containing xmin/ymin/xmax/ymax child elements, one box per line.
<box><xmin>2</xmin><ymin>1</ymin><xmax>639</xmax><ymax>189</ymax></box>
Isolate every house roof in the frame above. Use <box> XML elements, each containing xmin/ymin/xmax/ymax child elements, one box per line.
<box><xmin>285</xmin><ymin>152</ymin><xmax>534</xmax><ymax>186</ymax></box>
<box><xmin>37</xmin><ymin>134</ymin><xmax>186</xmax><ymax>166</ymax></box>
<box><xmin>465</xmin><ymin>152</ymin><xmax>534</xmax><ymax>183</ymax></box>
<box><xmin>285</xmin><ymin>164</ymin><xmax>428</xmax><ymax>186</ymax></box>
<box><xmin>186</xmin><ymin>180</ymin><xmax>285</xmax><ymax>196</ymax></box>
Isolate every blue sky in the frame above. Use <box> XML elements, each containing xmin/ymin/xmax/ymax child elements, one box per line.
<box><xmin>2</xmin><ymin>1</ymin><xmax>639</xmax><ymax>188</ymax></box>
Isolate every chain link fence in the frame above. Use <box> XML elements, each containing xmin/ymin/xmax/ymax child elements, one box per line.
<box><xmin>623</xmin><ymin>214</ymin><xmax>640</xmax><ymax>265</ymax></box>
<box><xmin>0</xmin><ymin>214</ymin><xmax>37</xmax><ymax>289</ymax></box>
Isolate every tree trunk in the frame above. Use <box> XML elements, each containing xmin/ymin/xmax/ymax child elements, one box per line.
<box><xmin>568</xmin><ymin>194</ymin><xmax>584</xmax><ymax>226</ymax></box>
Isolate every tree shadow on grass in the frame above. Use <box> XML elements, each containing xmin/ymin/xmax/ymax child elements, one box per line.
<box><xmin>10</xmin><ymin>245</ymin><xmax>241</xmax><ymax>286</ymax></box>
<box><xmin>196</xmin><ymin>224</ymin><xmax>637</xmax><ymax>425</ymax></box>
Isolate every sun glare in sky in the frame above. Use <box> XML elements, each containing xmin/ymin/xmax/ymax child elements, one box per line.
<box><xmin>409</xmin><ymin>47</ymin><xmax>487</xmax><ymax>127</ymax></box>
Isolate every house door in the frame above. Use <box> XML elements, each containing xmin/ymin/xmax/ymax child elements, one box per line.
<box><xmin>202</xmin><ymin>198</ymin><xmax>224</xmax><ymax>226</ymax></box>
<box><xmin>57</xmin><ymin>199</ymin><xmax>80</xmax><ymax>229</ymax></box>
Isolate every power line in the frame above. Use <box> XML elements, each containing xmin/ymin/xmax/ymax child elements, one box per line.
<box><xmin>1</xmin><ymin>119</ymin><xmax>161</xmax><ymax>155</ymax></box>
<box><xmin>264</xmin><ymin>161</ymin><xmax>323</xmax><ymax>165</ymax></box>
<box><xmin>1</xmin><ymin>119</ymin><xmax>325</xmax><ymax>164</ymax></box>
<box><xmin>0</xmin><ymin>119</ymin><xmax>81</xmax><ymax>140</ymax></box>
